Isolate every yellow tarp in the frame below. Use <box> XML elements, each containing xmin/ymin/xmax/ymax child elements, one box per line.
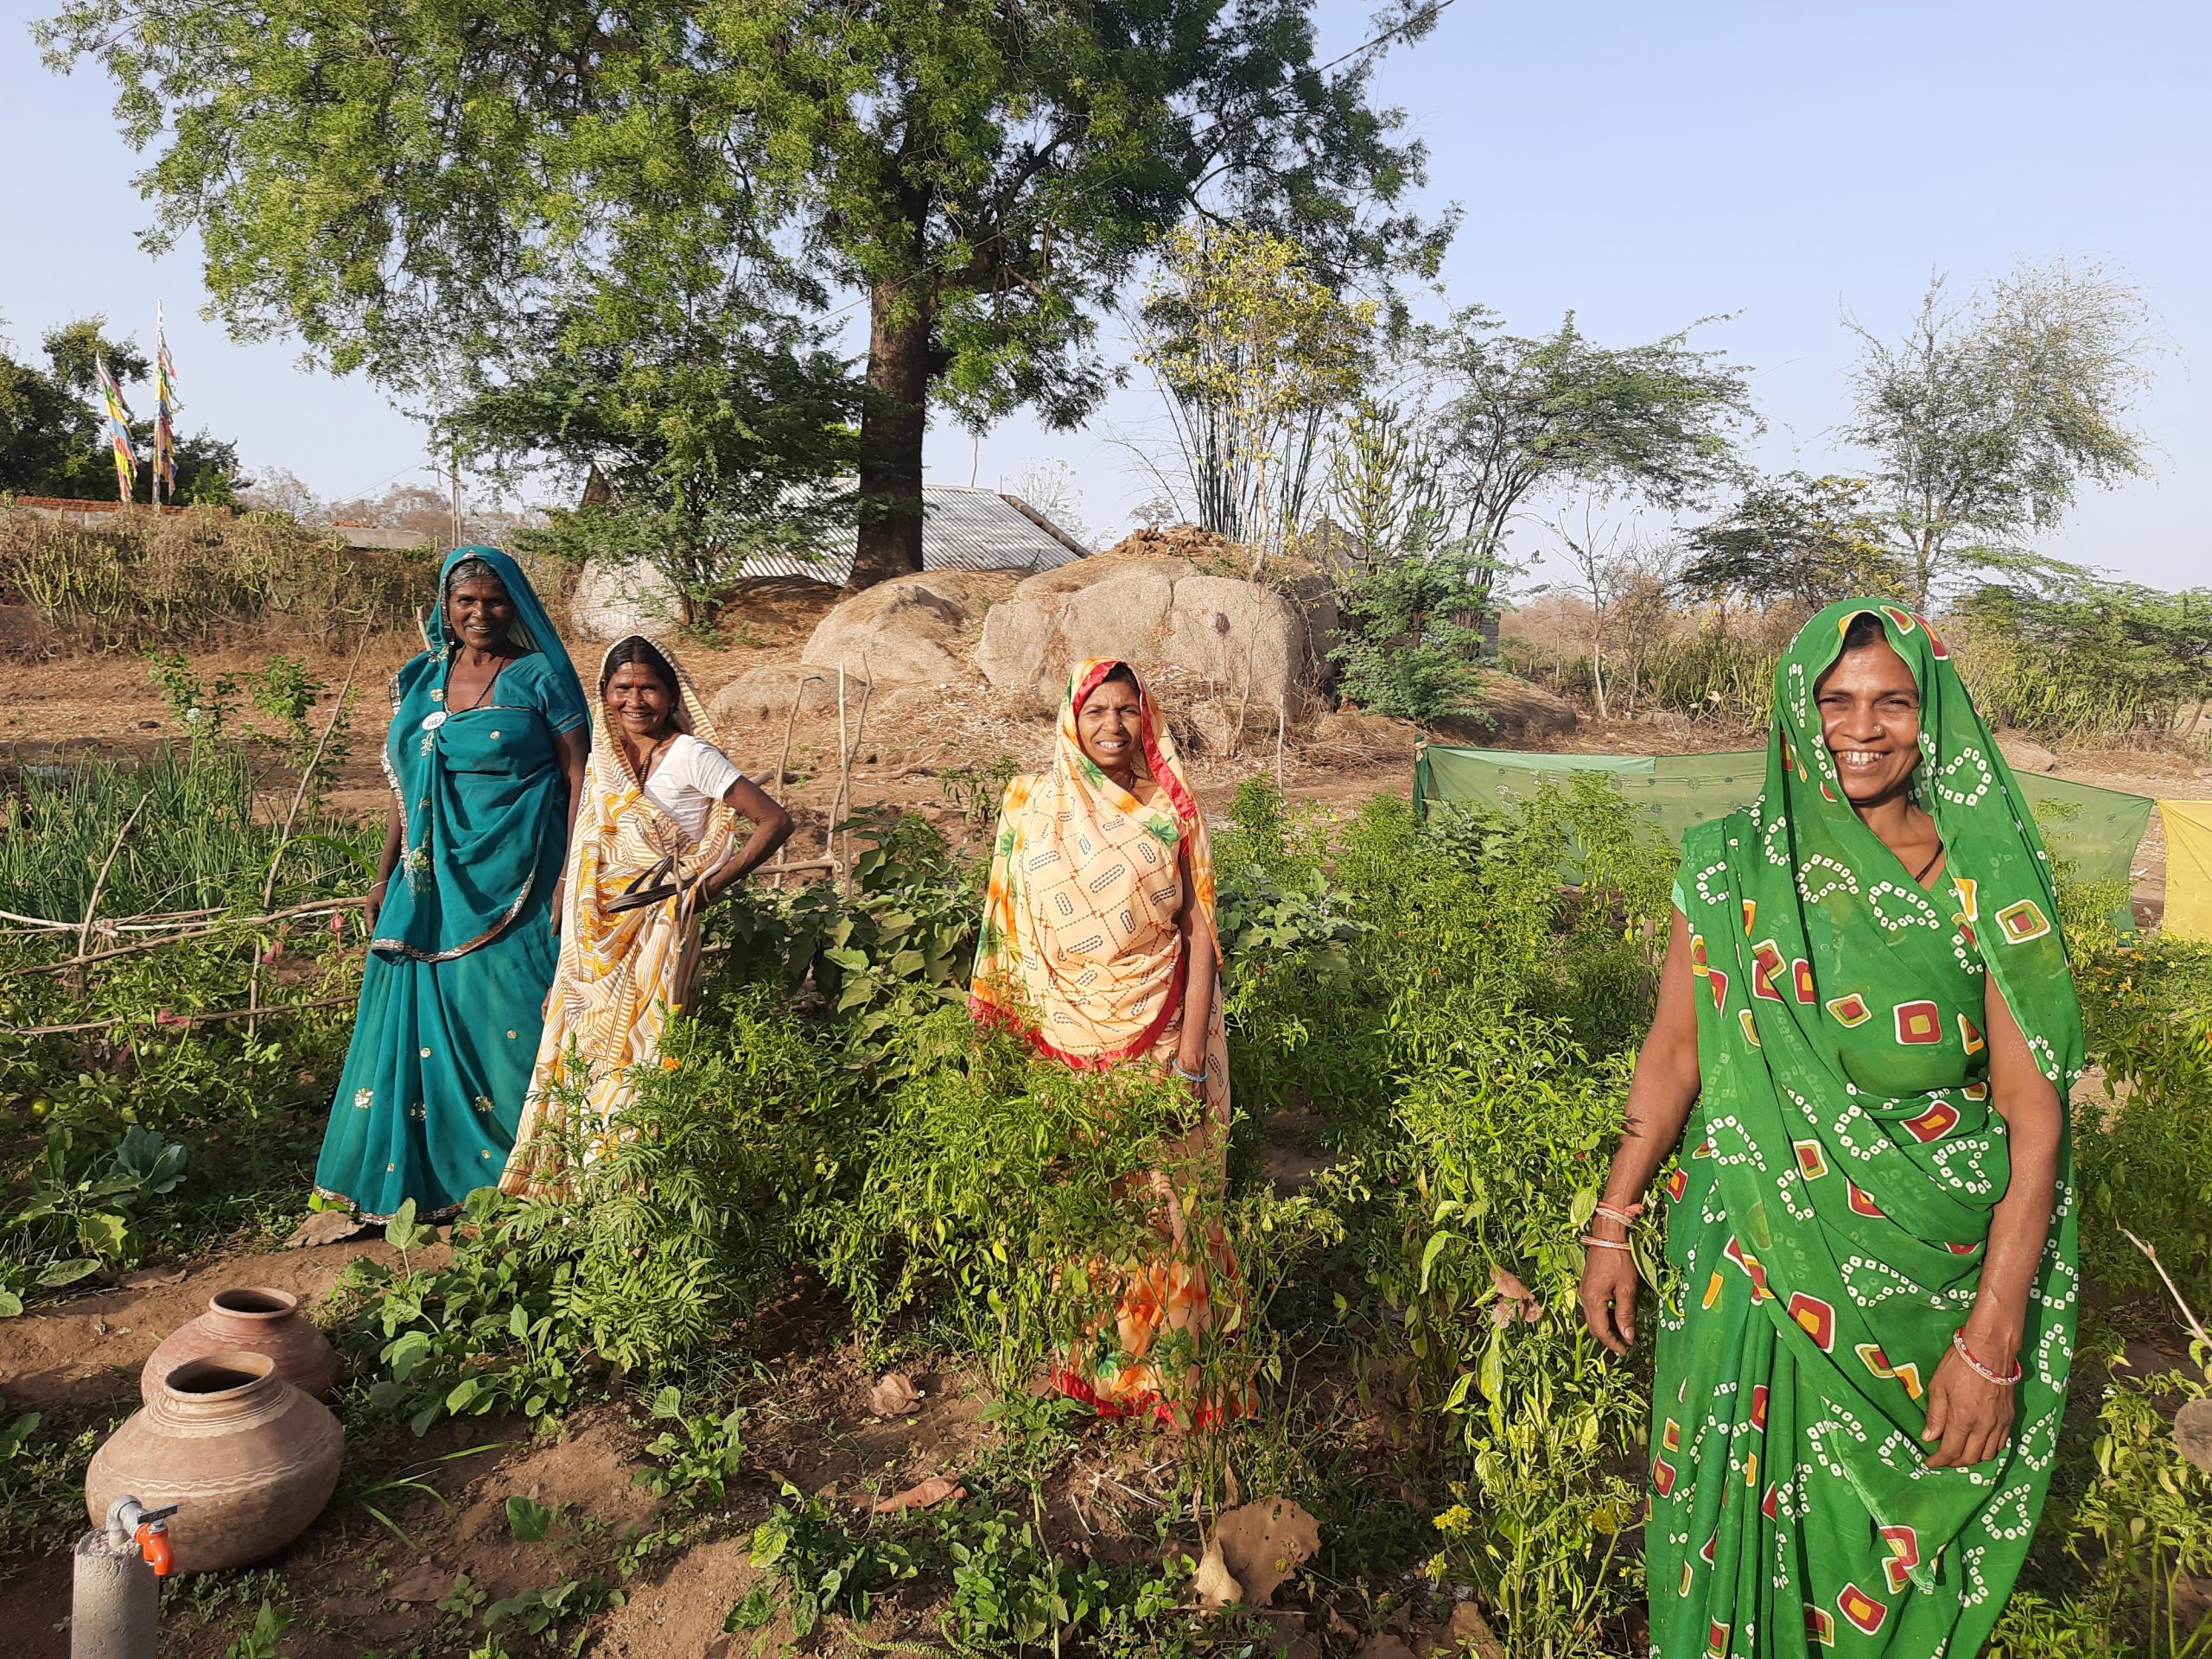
<box><xmin>2158</xmin><ymin>800</ymin><xmax>2212</xmax><ymax>943</ymax></box>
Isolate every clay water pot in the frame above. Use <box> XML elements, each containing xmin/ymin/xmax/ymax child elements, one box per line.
<box><xmin>87</xmin><ymin>1351</ymin><xmax>344</xmax><ymax>1573</ymax></box>
<box><xmin>141</xmin><ymin>1286</ymin><xmax>340</xmax><ymax>1404</ymax></box>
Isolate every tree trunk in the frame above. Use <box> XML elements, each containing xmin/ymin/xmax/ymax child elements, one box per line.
<box><xmin>849</xmin><ymin>280</ymin><xmax>935</xmax><ymax>592</ymax></box>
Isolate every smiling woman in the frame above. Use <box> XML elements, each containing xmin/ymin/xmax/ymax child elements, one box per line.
<box><xmin>502</xmin><ymin>634</ymin><xmax>791</xmax><ymax>1197</ymax></box>
<box><xmin>969</xmin><ymin>658</ymin><xmax>1248</xmax><ymax>1426</ymax></box>
<box><xmin>1579</xmin><ymin>601</ymin><xmax>2085</xmax><ymax>1655</ymax></box>
<box><xmin>314</xmin><ymin>548</ymin><xmax>590</xmax><ymax>1220</ymax></box>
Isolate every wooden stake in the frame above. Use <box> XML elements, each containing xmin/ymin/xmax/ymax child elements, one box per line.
<box><xmin>250</xmin><ymin>627</ymin><xmax>371</xmax><ymax>1039</ymax></box>
<box><xmin>766</xmin><ymin>672</ymin><xmax>825</xmax><ymax>887</ymax></box>
<box><xmin>1275</xmin><ymin>703</ymin><xmax>1286</xmax><ymax>793</ymax></box>
<box><xmin>836</xmin><ymin>663</ymin><xmax>874</xmax><ymax>894</ymax></box>
<box><xmin>73</xmin><ymin>791</ymin><xmax>151</xmax><ymax>990</ymax></box>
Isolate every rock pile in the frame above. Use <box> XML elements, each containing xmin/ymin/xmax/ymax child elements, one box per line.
<box><xmin>975</xmin><ymin>551</ymin><xmax>1337</xmax><ymax>716</ymax></box>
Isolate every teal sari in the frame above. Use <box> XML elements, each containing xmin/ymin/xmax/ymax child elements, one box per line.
<box><xmin>315</xmin><ymin>547</ymin><xmax>588</xmax><ymax>1218</ymax></box>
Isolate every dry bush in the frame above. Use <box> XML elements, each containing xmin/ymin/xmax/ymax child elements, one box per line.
<box><xmin>0</xmin><ymin>506</ymin><xmax>435</xmax><ymax>649</ymax></box>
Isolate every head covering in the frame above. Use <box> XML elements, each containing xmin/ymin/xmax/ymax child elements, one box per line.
<box><xmin>1745</xmin><ymin>598</ymin><xmax>2085</xmax><ymax>1087</ymax></box>
<box><xmin>502</xmin><ymin>635</ymin><xmax>741</xmax><ymax>1195</ymax></box>
<box><xmin>970</xmin><ymin>659</ymin><xmax>1217</xmax><ymax>1066</ymax></box>
<box><xmin>374</xmin><ymin>546</ymin><xmax>588</xmax><ymax>960</ymax></box>
<box><xmin>428</xmin><ymin>544</ymin><xmax>578</xmax><ymax>677</ymax></box>
<box><xmin>1651</xmin><ymin>598</ymin><xmax>2082</xmax><ymax>1656</ymax></box>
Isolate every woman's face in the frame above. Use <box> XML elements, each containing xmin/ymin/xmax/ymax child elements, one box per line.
<box><xmin>445</xmin><ymin>575</ymin><xmax>515</xmax><ymax>654</ymax></box>
<box><xmin>1077</xmin><ymin>677</ymin><xmax>1144</xmax><ymax>776</ymax></box>
<box><xmin>1814</xmin><ymin>635</ymin><xmax>1923</xmax><ymax>804</ymax></box>
<box><xmin>604</xmin><ymin>661</ymin><xmax>677</xmax><ymax>740</ymax></box>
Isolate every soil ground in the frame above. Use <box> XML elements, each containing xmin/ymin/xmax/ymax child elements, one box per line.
<box><xmin>2</xmin><ymin>587</ymin><xmax>2205</xmax><ymax>1649</ymax></box>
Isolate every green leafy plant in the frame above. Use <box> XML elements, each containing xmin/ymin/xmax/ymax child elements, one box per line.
<box><xmin>634</xmin><ymin>1387</ymin><xmax>746</xmax><ymax>1506</ymax></box>
<box><xmin>222</xmin><ymin>1599</ymin><xmax>293</xmax><ymax>1659</ymax></box>
<box><xmin>746</xmin><ymin>1487</ymin><xmax>919</xmax><ymax>1641</ymax></box>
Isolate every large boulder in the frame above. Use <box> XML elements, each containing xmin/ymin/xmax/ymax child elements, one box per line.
<box><xmin>569</xmin><ymin>556</ymin><xmax>684</xmax><ymax>643</ymax></box>
<box><xmin>976</xmin><ymin>557</ymin><xmax>1335</xmax><ymax>715</ymax></box>
<box><xmin>797</xmin><ymin>569</ymin><xmax>1001</xmax><ymax>683</ymax></box>
<box><xmin>1994</xmin><ymin>727</ymin><xmax>2060</xmax><ymax>774</ymax></box>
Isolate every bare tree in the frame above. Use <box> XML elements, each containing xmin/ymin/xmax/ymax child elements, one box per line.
<box><xmin>1554</xmin><ymin>507</ymin><xmax>1680</xmax><ymax>721</ymax></box>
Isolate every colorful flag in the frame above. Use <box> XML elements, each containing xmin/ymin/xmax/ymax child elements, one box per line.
<box><xmin>96</xmin><ymin>352</ymin><xmax>137</xmax><ymax>505</ymax></box>
<box><xmin>154</xmin><ymin>304</ymin><xmax>178</xmax><ymax>505</ymax></box>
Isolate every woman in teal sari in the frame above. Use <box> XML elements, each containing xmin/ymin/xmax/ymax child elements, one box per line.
<box><xmin>315</xmin><ymin>547</ymin><xmax>589</xmax><ymax>1218</ymax></box>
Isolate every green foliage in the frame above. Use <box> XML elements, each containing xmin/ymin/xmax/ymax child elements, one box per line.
<box><xmin>1680</xmin><ymin>471</ymin><xmax>1907</xmax><ymax>610</ymax></box>
<box><xmin>43</xmin><ymin>0</ymin><xmax>1444</xmax><ymax>587</ymax></box>
<box><xmin>938</xmin><ymin>755</ymin><xmax>1023</xmax><ymax>841</ymax></box>
<box><xmin>720</xmin><ymin>808</ymin><xmax>976</xmax><ymax>1071</ymax></box>
<box><xmin>1845</xmin><ymin>260</ymin><xmax>2160</xmax><ymax>605</ymax></box>
<box><xmin>741</xmin><ymin>1485</ymin><xmax>1195</xmax><ymax>1656</ymax></box>
<box><xmin>465</xmin><ymin>297</ymin><xmax>861</xmax><ymax>619</ymax></box>
<box><xmin>1418</xmin><ymin>305</ymin><xmax>1758</xmax><ymax>575</ymax></box>
<box><xmin>3</xmin><ymin>1124</ymin><xmax>189</xmax><ymax>1309</ymax></box>
<box><xmin>1988</xmin><ymin>1370</ymin><xmax>2212</xmax><ymax>1659</ymax></box>
<box><xmin>633</xmin><ymin>1386</ymin><xmax>747</xmax><ymax>1506</ymax></box>
<box><xmin>222</xmin><ymin>1599</ymin><xmax>293</xmax><ymax>1659</ymax></box>
<box><xmin>1139</xmin><ymin>224</ymin><xmax>1381</xmax><ymax>555</ymax></box>
<box><xmin>746</xmin><ymin>1488</ymin><xmax>920</xmax><ymax>1640</ymax></box>
<box><xmin>1332</xmin><ymin>539</ymin><xmax>1494</xmax><ymax>723</ymax></box>
<box><xmin>797</xmin><ymin>1008</ymin><xmax>1198</xmax><ymax>1365</ymax></box>
<box><xmin>1951</xmin><ymin>580</ymin><xmax>2212</xmax><ymax>741</ymax></box>
<box><xmin>2071</xmin><ymin>937</ymin><xmax>2212</xmax><ymax>1306</ymax></box>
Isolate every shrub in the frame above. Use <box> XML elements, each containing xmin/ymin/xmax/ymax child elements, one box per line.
<box><xmin>0</xmin><ymin>505</ymin><xmax>429</xmax><ymax>648</ymax></box>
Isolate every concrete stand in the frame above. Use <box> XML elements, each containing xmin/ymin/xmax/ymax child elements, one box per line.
<box><xmin>70</xmin><ymin>1529</ymin><xmax>159</xmax><ymax>1659</ymax></box>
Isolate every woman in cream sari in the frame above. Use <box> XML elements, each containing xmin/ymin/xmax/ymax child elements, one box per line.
<box><xmin>970</xmin><ymin>658</ymin><xmax>1245</xmax><ymax>1424</ymax></box>
<box><xmin>502</xmin><ymin>636</ymin><xmax>791</xmax><ymax>1192</ymax></box>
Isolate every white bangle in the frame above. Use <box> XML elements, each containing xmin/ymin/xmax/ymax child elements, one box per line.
<box><xmin>1171</xmin><ymin>1059</ymin><xmax>1209</xmax><ymax>1084</ymax></box>
<box><xmin>1580</xmin><ymin>1234</ymin><xmax>1634</xmax><ymax>1253</ymax></box>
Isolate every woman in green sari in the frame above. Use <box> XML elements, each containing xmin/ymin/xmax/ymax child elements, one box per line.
<box><xmin>314</xmin><ymin>547</ymin><xmax>589</xmax><ymax>1218</ymax></box>
<box><xmin>1580</xmin><ymin>601</ymin><xmax>2082</xmax><ymax>1656</ymax></box>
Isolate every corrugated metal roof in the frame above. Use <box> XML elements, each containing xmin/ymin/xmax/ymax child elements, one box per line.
<box><xmin>734</xmin><ymin>486</ymin><xmax>1088</xmax><ymax>585</ymax></box>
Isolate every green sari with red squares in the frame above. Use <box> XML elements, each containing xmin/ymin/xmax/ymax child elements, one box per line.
<box><xmin>1648</xmin><ymin>601</ymin><xmax>2084</xmax><ymax>1658</ymax></box>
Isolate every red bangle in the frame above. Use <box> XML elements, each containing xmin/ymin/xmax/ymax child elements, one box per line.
<box><xmin>1951</xmin><ymin>1330</ymin><xmax>2022</xmax><ymax>1386</ymax></box>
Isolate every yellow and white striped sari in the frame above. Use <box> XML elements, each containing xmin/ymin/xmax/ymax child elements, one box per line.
<box><xmin>500</xmin><ymin>639</ymin><xmax>739</xmax><ymax>1197</ymax></box>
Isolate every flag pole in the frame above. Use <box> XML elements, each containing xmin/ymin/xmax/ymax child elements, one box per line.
<box><xmin>154</xmin><ymin>304</ymin><xmax>178</xmax><ymax>509</ymax></box>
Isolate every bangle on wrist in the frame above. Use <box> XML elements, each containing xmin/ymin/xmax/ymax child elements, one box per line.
<box><xmin>1950</xmin><ymin>1330</ymin><xmax>2022</xmax><ymax>1386</ymax></box>
<box><xmin>1593</xmin><ymin>1201</ymin><xmax>1643</xmax><ymax>1229</ymax></box>
<box><xmin>1171</xmin><ymin>1058</ymin><xmax>1209</xmax><ymax>1084</ymax></box>
<box><xmin>1580</xmin><ymin>1233</ymin><xmax>1634</xmax><ymax>1253</ymax></box>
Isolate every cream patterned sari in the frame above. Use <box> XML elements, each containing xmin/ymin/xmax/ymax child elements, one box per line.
<box><xmin>500</xmin><ymin>638</ymin><xmax>740</xmax><ymax>1197</ymax></box>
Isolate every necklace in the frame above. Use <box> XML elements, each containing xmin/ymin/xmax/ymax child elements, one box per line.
<box><xmin>422</xmin><ymin>654</ymin><xmax>505</xmax><ymax>732</ymax></box>
<box><xmin>628</xmin><ymin>730</ymin><xmax>676</xmax><ymax>783</ymax></box>
<box><xmin>1913</xmin><ymin>842</ymin><xmax>1945</xmax><ymax>883</ymax></box>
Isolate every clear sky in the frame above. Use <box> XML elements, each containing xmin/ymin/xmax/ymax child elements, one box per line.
<box><xmin>3</xmin><ymin>0</ymin><xmax>2205</xmax><ymax>587</ymax></box>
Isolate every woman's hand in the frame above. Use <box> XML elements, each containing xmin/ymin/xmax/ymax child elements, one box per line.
<box><xmin>549</xmin><ymin>878</ymin><xmax>565</xmax><ymax>936</ymax></box>
<box><xmin>1172</xmin><ymin>1048</ymin><xmax>1208</xmax><ymax>1101</ymax></box>
<box><xmin>1580</xmin><ymin>1243</ymin><xmax>1640</xmax><ymax>1355</ymax></box>
<box><xmin>1922</xmin><ymin>1341</ymin><xmax>2018</xmax><ymax>1467</ymax></box>
<box><xmin>366</xmin><ymin>878</ymin><xmax>389</xmax><ymax>930</ymax></box>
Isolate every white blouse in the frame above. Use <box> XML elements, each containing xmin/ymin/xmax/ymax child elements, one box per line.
<box><xmin>641</xmin><ymin>734</ymin><xmax>746</xmax><ymax>844</ymax></box>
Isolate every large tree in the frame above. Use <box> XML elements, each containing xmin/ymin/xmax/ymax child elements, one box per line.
<box><xmin>1417</xmin><ymin>307</ymin><xmax>1758</xmax><ymax>609</ymax></box>
<box><xmin>44</xmin><ymin>0</ymin><xmax>1446</xmax><ymax>588</ymax></box>
<box><xmin>1844</xmin><ymin>259</ymin><xmax>2160</xmax><ymax>607</ymax></box>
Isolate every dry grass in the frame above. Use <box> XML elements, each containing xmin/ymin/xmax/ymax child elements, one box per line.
<box><xmin>0</xmin><ymin>505</ymin><xmax>438</xmax><ymax>651</ymax></box>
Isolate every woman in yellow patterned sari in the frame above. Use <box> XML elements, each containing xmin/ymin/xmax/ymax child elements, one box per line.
<box><xmin>971</xmin><ymin>658</ymin><xmax>1243</xmax><ymax>1424</ymax></box>
<box><xmin>502</xmin><ymin>636</ymin><xmax>791</xmax><ymax>1194</ymax></box>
